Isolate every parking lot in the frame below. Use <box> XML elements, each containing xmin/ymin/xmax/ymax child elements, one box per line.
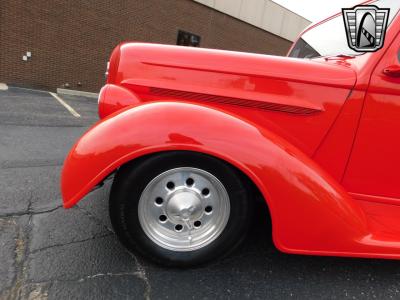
<box><xmin>1</xmin><ymin>86</ymin><xmax>400</xmax><ymax>299</ymax></box>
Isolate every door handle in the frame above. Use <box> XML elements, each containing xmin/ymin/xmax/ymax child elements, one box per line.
<box><xmin>383</xmin><ymin>65</ymin><xmax>400</xmax><ymax>78</ymax></box>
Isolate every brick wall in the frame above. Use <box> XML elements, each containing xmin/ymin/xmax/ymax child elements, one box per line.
<box><xmin>0</xmin><ymin>0</ymin><xmax>292</xmax><ymax>92</ymax></box>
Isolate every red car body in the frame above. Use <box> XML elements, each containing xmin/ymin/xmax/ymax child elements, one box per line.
<box><xmin>62</xmin><ymin>4</ymin><xmax>400</xmax><ymax>260</ymax></box>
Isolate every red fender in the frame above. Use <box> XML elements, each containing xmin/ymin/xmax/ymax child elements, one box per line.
<box><xmin>61</xmin><ymin>102</ymin><xmax>400</xmax><ymax>258</ymax></box>
<box><xmin>98</xmin><ymin>84</ymin><xmax>141</xmax><ymax>119</ymax></box>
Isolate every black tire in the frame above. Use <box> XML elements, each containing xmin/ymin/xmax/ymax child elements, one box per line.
<box><xmin>109</xmin><ymin>151</ymin><xmax>253</xmax><ymax>267</ymax></box>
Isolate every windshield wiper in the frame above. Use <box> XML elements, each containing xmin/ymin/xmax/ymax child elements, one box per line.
<box><xmin>324</xmin><ymin>54</ymin><xmax>356</xmax><ymax>60</ymax></box>
<box><xmin>309</xmin><ymin>53</ymin><xmax>363</xmax><ymax>60</ymax></box>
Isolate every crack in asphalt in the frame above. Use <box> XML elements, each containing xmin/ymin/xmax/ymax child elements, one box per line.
<box><xmin>77</xmin><ymin>272</ymin><xmax>146</xmax><ymax>282</ymax></box>
<box><xmin>25</xmin><ymin>271</ymin><xmax>151</xmax><ymax>299</ymax></box>
<box><xmin>23</xmin><ymin>283</ymin><xmax>49</xmax><ymax>300</ymax></box>
<box><xmin>76</xmin><ymin>205</ymin><xmax>115</xmax><ymax>234</ymax></box>
<box><xmin>2</xmin><ymin>203</ymin><xmax>152</xmax><ymax>299</ymax></box>
<box><xmin>0</xmin><ymin>205</ymin><xmax>63</xmax><ymax>219</ymax></box>
<box><xmin>3</xmin><ymin>214</ymin><xmax>31</xmax><ymax>299</ymax></box>
<box><xmin>1</xmin><ymin>205</ymin><xmax>150</xmax><ymax>299</ymax></box>
<box><xmin>29</xmin><ymin>233</ymin><xmax>113</xmax><ymax>254</ymax></box>
<box><xmin>127</xmin><ymin>250</ymin><xmax>152</xmax><ymax>300</ymax></box>
<box><xmin>22</xmin><ymin>271</ymin><xmax>146</xmax><ymax>286</ymax></box>
<box><xmin>76</xmin><ymin>204</ymin><xmax>152</xmax><ymax>300</ymax></box>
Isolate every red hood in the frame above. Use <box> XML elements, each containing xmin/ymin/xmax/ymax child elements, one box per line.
<box><xmin>108</xmin><ymin>43</ymin><xmax>356</xmax><ymax>111</ymax></box>
<box><xmin>103</xmin><ymin>43</ymin><xmax>357</xmax><ymax>156</ymax></box>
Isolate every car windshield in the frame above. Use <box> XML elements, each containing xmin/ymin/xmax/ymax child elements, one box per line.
<box><xmin>289</xmin><ymin>0</ymin><xmax>400</xmax><ymax>59</ymax></box>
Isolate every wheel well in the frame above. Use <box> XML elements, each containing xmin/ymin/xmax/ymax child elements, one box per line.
<box><xmin>117</xmin><ymin>150</ymin><xmax>272</xmax><ymax>231</ymax></box>
<box><xmin>234</xmin><ymin>164</ymin><xmax>272</xmax><ymax>234</ymax></box>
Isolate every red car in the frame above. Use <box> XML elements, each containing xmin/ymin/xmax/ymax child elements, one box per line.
<box><xmin>62</xmin><ymin>0</ymin><xmax>400</xmax><ymax>267</ymax></box>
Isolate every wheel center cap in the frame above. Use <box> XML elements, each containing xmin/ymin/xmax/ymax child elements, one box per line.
<box><xmin>167</xmin><ymin>190</ymin><xmax>203</xmax><ymax>222</ymax></box>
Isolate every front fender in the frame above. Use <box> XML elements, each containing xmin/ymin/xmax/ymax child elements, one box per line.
<box><xmin>61</xmin><ymin>101</ymin><xmax>370</xmax><ymax>254</ymax></box>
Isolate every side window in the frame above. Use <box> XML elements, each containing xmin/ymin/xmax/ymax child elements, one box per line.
<box><xmin>288</xmin><ymin>38</ymin><xmax>320</xmax><ymax>59</ymax></box>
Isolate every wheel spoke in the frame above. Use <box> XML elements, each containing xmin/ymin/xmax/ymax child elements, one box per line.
<box><xmin>183</xmin><ymin>219</ymin><xmax>193</xmax><ymax>245</ymax></box>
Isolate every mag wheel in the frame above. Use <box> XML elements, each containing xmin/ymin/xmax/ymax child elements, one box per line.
<box><xmin>139</xmin><ymin>167</ymin><xmax>230</xmax><ymax>251</ymax></box>
<box><xmin>110</xmin><ymin>151</ymin><xmax>252</xmax><ymax>267</ymax></box>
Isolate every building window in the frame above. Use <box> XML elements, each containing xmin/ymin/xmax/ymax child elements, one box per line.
<box><xmin>177</xmin><ymin>30</ymin><xmax>201</xmax><ymax>47</ymax></box>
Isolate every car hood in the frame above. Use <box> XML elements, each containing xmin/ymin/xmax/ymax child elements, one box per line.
<box><xmin>109</xmin><ymin>43</ymin><xmax>357</xmax><ymax>112</ymax></box>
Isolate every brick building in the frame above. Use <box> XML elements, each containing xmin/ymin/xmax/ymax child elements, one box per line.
<box><xmin>0</xmin><ymin>0</ymin><xmax>310</xmax><ymax>92</ymax></box>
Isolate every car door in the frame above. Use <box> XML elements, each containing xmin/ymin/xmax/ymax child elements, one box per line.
<box><xmin>343</xmin><ymin>32</ymin><xmax>400</xmax><ymax>199</ymax></box>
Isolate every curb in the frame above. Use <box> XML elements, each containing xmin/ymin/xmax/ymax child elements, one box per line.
<box><xmin>57</xmin><ymin>88</ymin><xmax>98</xmax><ymax>99</ymax></box>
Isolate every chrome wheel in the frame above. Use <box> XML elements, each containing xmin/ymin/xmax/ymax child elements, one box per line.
<box><xmin>138</xmin><ymin>167</ymin><xmax>230</xmax><ymax>252</ymax></box>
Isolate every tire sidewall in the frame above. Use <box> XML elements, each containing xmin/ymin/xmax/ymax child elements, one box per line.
<box><xmin>110</xmin><ymin>152</ymin><xmax>251</xmax><ymax>267</ymax></box>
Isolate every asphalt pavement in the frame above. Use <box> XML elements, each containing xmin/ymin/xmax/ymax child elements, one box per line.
<box><xmin>1</xmin><ymin>86</ymin><xmax>400</xmax><ymax>300</ymax></box>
